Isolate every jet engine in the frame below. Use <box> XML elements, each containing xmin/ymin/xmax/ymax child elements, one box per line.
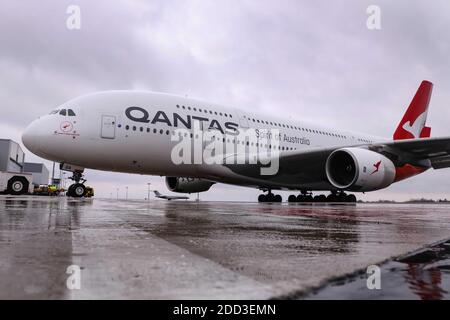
<box><xmin>325</xmin><ymin>148</ymin><xmax>396</xmax><ymax>192</ymax></box>
<box><xmin>165</xmin><ymin>177</ymin><xmax>215</xmax><ymax>194</ymax></box>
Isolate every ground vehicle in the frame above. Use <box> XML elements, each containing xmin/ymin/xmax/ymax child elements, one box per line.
<box><xmin>33</xmin><ymin>184</ymin><xmax>64</xmax><ymax>196</ymax></box>
<box><xmin>0</xmin><ymin>172</ymin><xmax>33</xmax><ymax>195</ymax></box>
<box><xmin>83</xmin><ymin>186</ymin><xmax>94</xmax><ymax>198</ymax></box>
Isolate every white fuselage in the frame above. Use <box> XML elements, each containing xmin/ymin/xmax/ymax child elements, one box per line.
<box><xmin>22</xmin><ymin>91</ymin><xmax>387</xmax><ymax>191</ymax></box>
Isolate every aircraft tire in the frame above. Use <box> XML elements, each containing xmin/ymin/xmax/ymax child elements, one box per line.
<box><xmin>72</xmin><ymin>184</ymin><xmax>86</xmax><ymax>198</ymax></box>
<box><xmin>67</xmin><ymin>184</ymin><xmax>75</xmax><ymax>197</ymax></box>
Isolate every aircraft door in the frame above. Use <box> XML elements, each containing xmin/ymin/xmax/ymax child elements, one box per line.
<box><xmin>101</xmin><ymin>115</ymin><xmax>116</xmax><ymax>139</ymax></box>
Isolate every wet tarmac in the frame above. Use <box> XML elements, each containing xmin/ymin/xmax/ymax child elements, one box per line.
<box><xmin>1</xmin><ymin>195</ymin><xmax>450</xmax><ymax>299</ymax></box>
<box><xmin>304</xmin><ymin>239</ymin><xmax>450</xmax><ymax>300</ymax></box>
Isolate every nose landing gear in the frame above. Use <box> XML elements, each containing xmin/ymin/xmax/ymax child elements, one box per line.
<box><xmin>65</xmin><ymin>168</ymin><xmax>88</xmax><ymax>198</ymax></box>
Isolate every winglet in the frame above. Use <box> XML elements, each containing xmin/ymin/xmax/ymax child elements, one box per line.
<box><xmin>393</xmin><ymin>80</ymin><xmax>433</xmax><ymax>140</ymax></box>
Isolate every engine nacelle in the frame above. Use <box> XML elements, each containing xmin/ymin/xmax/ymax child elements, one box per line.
<box><xmin>325</xmin><ymin>148</ymin><xmax>396</xmax><ymax>192</ymax></box>
<box><xmin>165</xmin><ymin>177</ymin><xmax>214</xmax><ymax>194</ymax></box>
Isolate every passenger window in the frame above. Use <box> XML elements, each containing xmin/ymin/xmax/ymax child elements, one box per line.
<box><xmin>68</xmin><ymin>109</ymin><xmax>76</xmax><ymax>116</ymax></box>
<box><xmin>59</xmin><ymin>109</ymin><xmax>67</xmax><ymax>116</ymax></box>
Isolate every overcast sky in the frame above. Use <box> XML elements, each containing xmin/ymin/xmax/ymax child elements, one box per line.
<box><xmin>1</xmin><ymin>0</ymin><xmax>450</xmax><ymax>201</ymax></box>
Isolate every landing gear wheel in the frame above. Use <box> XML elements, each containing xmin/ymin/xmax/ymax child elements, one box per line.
<box><xmin>258</xmin><ymin>194</ymin><xmax>266</xmax><ymax>203</ymax></box>
<box><xmin>73</xmin><ymin>184</ymin><xmax>86</xmax><ymax>198</ymax></box>
<box><xmin>258</xmin><ymin>192</ymin><xmax>282</xmax><ymax>203</ymax></box>
<box><xmin>67</xmin><ymin>184</ymin><xmax>75</xmax><ymax>197</ymax></box>
<box><xmin>7</xmin><ymin>177</ymin><xmax>29</xmax><ymax>195</ymax></box>
<box><xmin>327</xmin><ymin>194</ymin><xmax>338</xmax><ymax>202</ymax></box>
<box><xmin>69</xmin><ymin>183</ymin><xmax>86</xmax><ymax>198</ymax></box>
<box><xmin>337</xmin><ymin>193</ymin><xmax>348</xmax><ymax>202</ymax></box>
<box><xmin>288</xmin><ymin>195</ymin><xmax>297</xmax><ymax>203</ymax></box>
<box><xmin>346</xmin><ymin>194</ymin><xmax>357</xmax><ymax>203</ymax></box>
<box><xmin>314</xmin><ymin>195</ymin><xmax>327</xmax><ymax>203</ymax></box>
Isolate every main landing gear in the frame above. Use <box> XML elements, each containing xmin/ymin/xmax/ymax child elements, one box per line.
<box><xmin>258</xmin><ymin>191</ymin><xmax>282</xmax><ymax>203</ymax></box>
<box><xmin>287</xmin><ymin>191</ymin><xmax>357</xmax><ymax>203</ymax></box>
<box><xmin>66</xmin><ymin>170</ymin><xmax>88</xmax><ymax>198</ymax></box>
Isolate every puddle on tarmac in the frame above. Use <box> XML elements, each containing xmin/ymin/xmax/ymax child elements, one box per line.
<box><xmin>302</xmin><ymin>239</ymin><xmax>450</xmax><ymax>300</ymax></box>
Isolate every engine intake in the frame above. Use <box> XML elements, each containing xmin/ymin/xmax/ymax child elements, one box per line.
<box><xmin>165</xmin><ymin>177</ymin><xmax>214</xmax><ymax>194</ymax></box>
<box><xmin>326</xmin><ymin>148</ymin><xmax>396</xmax><ymax>191</ymax></box>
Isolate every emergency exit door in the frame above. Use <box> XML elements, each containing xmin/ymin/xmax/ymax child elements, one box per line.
<box><xmin>101</xmin><ymin>115</ymin><xmax>116</xmax><ymax>139</ymax></box>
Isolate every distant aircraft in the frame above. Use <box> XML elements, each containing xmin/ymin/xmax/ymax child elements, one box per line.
<box><xmin>22</xmin><ymin>80</ymin><xmax>450</xmax><ymax>203</ymax></box>
<box><xmin>153</xmin><ymin>190</ymin><xmax>189</xmax><ymax>201</ymax></box>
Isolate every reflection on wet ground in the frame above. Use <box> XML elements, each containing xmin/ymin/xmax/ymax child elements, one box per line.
<box><xmin>0</xmin><ymin>197</ymin><xmax>78</xmax><ymax>299</ymax></box>
<box><xmin>305</xmin><ymin>239</ymin><xmax>450</xmax><ymax>300</ymax></box>
<box><xmin>1</xmin><ymin>195</ymin><xmax>450</xmax><ymax>299</ymax></box>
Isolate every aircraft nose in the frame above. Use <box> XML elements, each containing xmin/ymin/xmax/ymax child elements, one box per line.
<box><xmin>22</xmin><ymin>120</ymin><xmax>40</xmax><ymax>154</ymax></box>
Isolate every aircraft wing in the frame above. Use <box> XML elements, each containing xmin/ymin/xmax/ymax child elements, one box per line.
<box><xmin>370</xmin><ymin>136</ymin><xmax>450</xmax><ymax>169</ymax></box>
<box><xmin>223</xmin><ymin>136</ymin><xmax>450</xmax><ymax>186</ymax></box>
<box><xmin>270</xmin><ymin>136</ymin><xmax>450</xmax><ymax>171</ymax></box>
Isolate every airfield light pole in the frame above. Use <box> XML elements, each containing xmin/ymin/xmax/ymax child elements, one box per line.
<box><xmin>147</xmin><ymin>183</ymin><xmax>151</xmax><ymax>202</ymax></box>
<box><xmin>126</xmin><ymin>186</ymin><xmax>129</xmax><ymax>200</ymax></box>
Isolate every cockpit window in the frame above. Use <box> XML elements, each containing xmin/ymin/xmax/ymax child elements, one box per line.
<box><xmin>49</xmin><ymin>108</ymin><xmax>76</xmax><ymax>116</ymax></box>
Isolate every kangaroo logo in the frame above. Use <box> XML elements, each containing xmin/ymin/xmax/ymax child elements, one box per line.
<box><xmin>60</xmin><ymin>121</ymin><xmax>73</xmax><ymax>132</ymax></box>
<box><xmin>371</xmin><ymin>160</ymin><xmax>382</xmax><ymax>175</ymax></box>
<box><xmin>402</xmin><ymin>111</ymin><xmax>427</xmax><ymax>139</ymax></box>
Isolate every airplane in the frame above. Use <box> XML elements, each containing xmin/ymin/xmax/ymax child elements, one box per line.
<box><xmin>153</xmin><ymin>190</ymin><xmax>189</xmax><ymax>201</ymax></box>
<box><xmin>21</xmin><ymin>80</ymin><xmax>450</xmax><ymax>203</ymax></box>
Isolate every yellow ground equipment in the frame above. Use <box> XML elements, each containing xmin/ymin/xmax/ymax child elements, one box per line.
<box><xmin>33</xmin><ymin>185</ymin><xmax>64</xmax><ymax>196</ymax></box>
<box><xmin>84</xmin><ymin>186</ymin><xmax>94</xmax><ymax>198</ymax></box>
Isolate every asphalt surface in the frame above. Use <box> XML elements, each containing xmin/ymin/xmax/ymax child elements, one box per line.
<box><xmin>306</xmin><ymin>238</ymin><xmax>450</xmax><ymax>300</ymax></box>
<box><xmin>1</xmin><ymin>195</ymin><xmax>450</xmax><ymax>299</ymax></box>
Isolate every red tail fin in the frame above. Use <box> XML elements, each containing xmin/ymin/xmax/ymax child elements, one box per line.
<box><xmin>393</xmin><ymin>80</ymin><xmax>433</xmax><ymax>140</ymax></box>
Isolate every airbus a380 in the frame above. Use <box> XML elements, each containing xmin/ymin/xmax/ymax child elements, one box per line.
<box><xmin>22</xmin><ymin>81</ymin><xmax>450</xmax><ymax>202</ymax></box>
